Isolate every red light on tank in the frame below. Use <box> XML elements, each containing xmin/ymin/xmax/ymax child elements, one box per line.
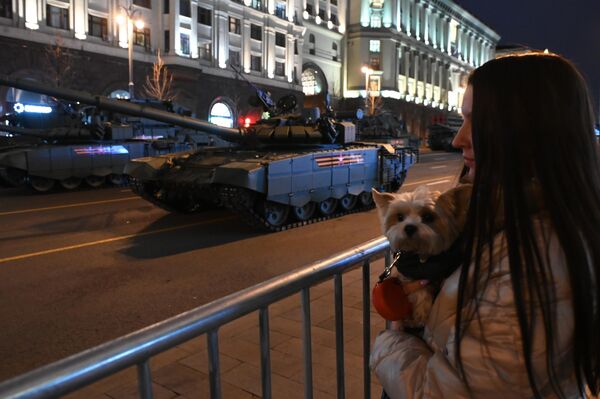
<box><xmin>244</xmin><ymin>117</ymin><xmax>252</xmax><ymax>128</ymax></box>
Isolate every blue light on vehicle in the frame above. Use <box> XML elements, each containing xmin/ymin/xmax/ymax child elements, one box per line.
<box><xmin>13</xmin><ymin>102</ymin><xmax>53</xmax><ymax>114</ymax></box>
<box><xmin>73</xmin><ymin>145</ymin><xmax>129</xmax><ymax>155</ymax></box>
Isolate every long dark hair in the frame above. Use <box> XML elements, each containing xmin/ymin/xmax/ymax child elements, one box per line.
<box><xmin>455</xmin><ymin>53</ymin><xmax>600</xmax><ymax>397</ymax></box>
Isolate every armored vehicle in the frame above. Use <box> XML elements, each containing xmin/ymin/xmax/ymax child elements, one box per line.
<box><xmin>0</xmin><ymin>92</ymin><xmax>224</xmax><ymax>192</ymax></box>
<box><xmin>426</xmin><ymin>113</ymin><xmax>463</xmax><ymax>151</ymax></box>
<box><xmin>0</xmin><ymin>76</ymin><xmax>418</xmax><ymax>231</ymax></box>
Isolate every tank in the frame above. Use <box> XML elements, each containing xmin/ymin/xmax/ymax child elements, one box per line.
<box><xmin>0</xmin><ymin>76</ymin><xmax>418</xmax><ymax>231</ymax></box>
<box><xmin>0</xmin><ymin>89</ymin><xmax>227</xmax><ymax>192</ymax></box>
<box><xmin>356</xmin><ymin>112</ymin><xmax>420</xmax><ymax>150</ymax></box>
<box><xmin>426</xmin><ymin>113</ymin><xmax>463</xmax><ymax>152</ymax></box>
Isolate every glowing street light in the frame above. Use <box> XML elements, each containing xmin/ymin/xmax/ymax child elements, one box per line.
<box><xmin>361</xmin><ymin>66</ymin><xmax>374</xmax><ymax>98</ymax></box>
<box><xmin>117</xmin><ymin>4</ymin><xmax>144</xmax><ymax>99</ymax></box>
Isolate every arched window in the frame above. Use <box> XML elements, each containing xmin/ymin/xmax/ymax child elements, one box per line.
<box><xmin>209</xmin><ymin>101</ymin><xmax>234</xmax><ymax>127</ymax></box>
<box><xmin>332</xmin><ymin>43</ymin><xmax>338</xmax><ymax>50</ymax></box>
<box><xmin>309</xmin><ymin>34</ymin><xmax>315</xmax><ymax>43</ymax></box>
<box><xmin>301</xmin><ymin>68</ymin><xmax>324</xmax><ymax>96</ymax></box>
<box><xmin>110</xmin><ymin>89</ymin><xmax>130</xmax><ymax>99</ymax></box>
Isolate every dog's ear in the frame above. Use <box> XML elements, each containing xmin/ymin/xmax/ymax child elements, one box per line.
<box><xmin>371</xmin><ymin>188</ymin><xmax>396</xmax><ymax>214</ymax></box>
<box><xmin>435</xmin><ymin>184</ymin><xmax>473</xmax><ymax>229</ymax></box>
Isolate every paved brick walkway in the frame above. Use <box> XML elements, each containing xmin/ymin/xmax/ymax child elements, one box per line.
<box><xmin>65</xmin><ymin>258</ymin><xmax>388</xmax><ymax>399</ymax></box>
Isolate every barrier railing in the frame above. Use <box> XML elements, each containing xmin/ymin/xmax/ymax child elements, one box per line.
<box><xmin>0</xmin><ymin>236</ymin><xmax>391</xmax><ymax>399</ymax></box>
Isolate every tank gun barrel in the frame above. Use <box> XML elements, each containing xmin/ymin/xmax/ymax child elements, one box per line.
<box><xmin>0</xmin><ymin>75</ymin><xmax>246</xmax><ymax>143</ymax></box>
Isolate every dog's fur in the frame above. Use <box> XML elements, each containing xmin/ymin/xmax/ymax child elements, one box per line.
<box><xmin>372</xmin><ymin>184</ymin><xmax>472</xmax><ymax>325</ymax></box>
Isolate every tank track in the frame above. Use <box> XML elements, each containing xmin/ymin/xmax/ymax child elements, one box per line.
<box><xmin>217</xmin><ymin>185</ymin><xmax>375</xmax><ymax>232</ymax></box>
<box><xmin>129</xmin><ymin>177</ymin><xmax>209</xmax><ymax>213</ymax></box>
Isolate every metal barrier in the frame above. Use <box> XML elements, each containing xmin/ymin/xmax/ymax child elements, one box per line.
<box><xmin>0</xmin><ymin>236</ymin><xmax>391</xmax><ymax>399</ymax></box>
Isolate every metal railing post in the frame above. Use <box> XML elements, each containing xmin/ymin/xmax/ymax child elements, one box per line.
<box><xmin>137</xmin><ymin>360</ymin><xmax>153</xmax><ymax>399</ymax></box>
<box><xmin>207</xmin><ymin>330</ymin><xmax>222</xmax><ymax>399</ymax></box>
<box><xmin>362</xmin><ymin>260</ymin><xmax>371</xmax><ymax>399</ymax></box>
<box><xmin>334</xmin><ymin>274</ymin><xmax>345</xmax><ymax>399</ymax></box>
<box><xmin>301</xmin><ymin>287</ymin><xmax>313</xmax><ymax>399</ymax></box>
<box><xmin>259</xmin><ymin>307</ymin><xmax>272</xmax><ymax>399</ymax></box>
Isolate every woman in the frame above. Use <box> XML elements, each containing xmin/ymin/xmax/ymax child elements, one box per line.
<box><xmin>370</xmin><ymin>53</ymin><xmax>600</xmax><ymax>398</ymax></box>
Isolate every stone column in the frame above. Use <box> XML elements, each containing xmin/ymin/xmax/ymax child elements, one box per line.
<box><xmin>414</xmin><ymin>1</ymin><xmax>421</xmax><ymax>40</ymax></box>
<box><xmin>215</xmin><ymin>10</ymin><xmax>229</xmax><ymax>68</ymax></box>
<box><xmin>24</xmin><ymin>0</ymin><xmax>38</xmax><ymax>29</ymax></box>
<box><xmin>383</xmin><ymin>0</ymin><xmax>392</xmax><ymax>28</ymax></box>
<box><xmin>286</xmin><ymin>0</ymin><xmax>295</xmax><ymax>21</ymax></box>
<box><xmin>190</xmin><ymin>2</ymin><xmax>198</xmax><ymax>59</ymax></box>
<box><xmin>242</xmin><ymin>20</ymin><xmax>251</xmax><ymax>72</ymax></box>
<box><xmin>73</xmin><ymin>0</ymin><xmax>87</xmax><ymax>39</ymax></box>
<box><xmin>423</xmin><ymin>5</ymin><xmax>430</xmax><ymax>45</ymax></box>
<box><xmin>469</xmin><ymin>33</ymin><xmax>475</xmax><ymax>65</ymax></box>
<box><xmin>296</xmin><ymin>37</ymin><xmax>304</xmax><ymax>82</ymax></box>
<box><xmin>286</xmin><ymin>33</ymin><xmax>295</xmax><ymax>82</ymax></box>
<box><xmin>265</xmin><ymin>26</ymin><xmax>276</xmax><ymax>78</ymax></box>
<box><xmin>445</xmin><ymin>17</ymin><xmax>451</xmax><ymax>55</ymax></box>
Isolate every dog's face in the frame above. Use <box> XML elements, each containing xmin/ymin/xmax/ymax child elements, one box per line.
<box><xmin>372</xmin><ymin>185</ymin><xmax>472</xmax><ymax>257</ymax></box>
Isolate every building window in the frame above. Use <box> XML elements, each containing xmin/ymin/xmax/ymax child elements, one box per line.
<box><xmin>133</xmin><ymin>0</ymin><xmax>151</xmax><ymax>8</ymax></box>
<box><xmin>133</xmin><ymin>26</ymin><xmax>151</xmax><ymax>49</ymax></box>
<box><xmin>198</xmin><ymin>7</ymin><xmax>211</xmax><ymax>25</ymax></box>
<box><xmin>331</xmin><ymin>13</ymin><xmax>338</xmax><ymax>25</ymax></box>
<box><xmin>370</xmin><ymin>13</ymin><xmax>381</xmax><ymax>28</ymax></box>
<box><xmin>88</xmin><ymin>15</ymin><xmax>107</xmax><ymax>39</ymax></box>
<box><xmin>305</xmin><ymin>4</ymin><xmax>313</xmax><ymax>16</ymax></box>
<box><xmin>229</xmin><ymin>17</ymin><xmax>240</xmax><ymax>34</ymax></box>
<box><xmin>209</xmin><ymin>102</ymin><xmax>234</xmax><ymax>128</ymax></box>
<box><xmin>250</xmin><ymin>24</ymin><xmax>262</xmax><ymax>41</ymax></box>
<box><xmin>251</xmin><ymin>0</ymin><xmax>263</xmax><ymax>11</ymax></box>
<box><xmin>301</xmin><ymin>68</ymin><xmax>323</xmax><ymax>96</ymax></box>
<box><xmin>0</xmin><ymin>0</ymin><xmax>13</xmax><ymax>18</ymax></box>
<box><xmin>371</xmin><ymin>0</ymin><xmax>383</xmax><ymax>9</ymax></box>
<box><xmin>163</xmin><ymin>0</ymin><xmax>169</xmax><ymax>13</ymax></box>
<box><xmin>199</xmin><ymin>42</ymin><xmax>211</xmax><ymax>61</ymax></box>
<box><xmin>164</xmin><ymin>30</ymin><xmax>170</xmax><ymax>53</ymax></box>
<box><xmin>332</xmin><ymin>42</ymin><xmax>338</xmax><ymax>61</ymax></box>
<box><xmin>275</xmin><ymin>3</ymin><xmax>286</xmax><ymax>19</ymax></box>
<box><xmin>180</xmin><ymin>0</ymin><xmax>191</xmax><ymax>17</ymax></box>
<box><xmin>294</xmin><ymin>40</ymin><xmax>298</xmax><ymax>55</ymax></box>
<box><xmin>180</xmin><ymin>33</ymin><xmax>190</xmax><ymax>55</ymax></box>
<box><xmin>330</xmin><ymin>0</ymin><xmax>337</xmax><ymax>5</ymax></box>
<box><xmin>369</xmin><ymin>39</ymin><xmax>380</xmax><ymax>53</ymax></box>
<box><xmin>250</xmin><ymin>55</ymin><xmax>262</xmax><ymax>72</ymax></box>
<box><xmin>370</xmin><ymin>55</ymin><xmax>380</xmax><ymax>70</ymax></box>
<box><xmin>275</xmin><ymin>32</ymin><xmax>285</xmax><ymax>47</ymax></box>
<box><xmin>229</xmin><ymin>50</ymin><xmax>240</xmax><ymax>67</ymax></box>
<box><xmin>308</xmin><ymin>34</ymin><xmax>315</xmax><ymax>55</ymax></box>
<box><xmin>46</xmin><ymin>5</ymin><xmax>69</xmax><ymax>30</ymax></box>
<box><xmin>309</xmin><ymin>34</ymin><xmax>315</xmax><ymax>43</ymax></box>
<box><xmin>275</xmin><ymin>61</ymin><xmax>285</xmax><ymax>76</ymax></box>
<box><xmin>318</xmin><ymin>9</ymin><xmax>326</xmax><ymax>21</ymax></box>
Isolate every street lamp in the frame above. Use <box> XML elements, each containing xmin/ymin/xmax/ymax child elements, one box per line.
<box><xmin>116</xmin><ymin>5</ymin><xmax>144</xmax><ymax>100</ymax></box>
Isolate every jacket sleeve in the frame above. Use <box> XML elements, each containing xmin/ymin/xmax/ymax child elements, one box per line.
<box><xmin>369</xmin><ymin>273</ymin><xmax>534</xmax><ymax>399</ymax></box>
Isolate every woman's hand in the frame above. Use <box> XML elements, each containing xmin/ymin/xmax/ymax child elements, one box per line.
<box><xmin>389</xmin><ymin>279</ymin><xmax>429</xmax><ymax>331</ymax></box>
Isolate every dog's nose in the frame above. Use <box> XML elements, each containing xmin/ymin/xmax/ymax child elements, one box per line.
<box><xmin>404</xmin><ymin>224</ymin><xmax>417</xmax><ymax>237</ymax></box>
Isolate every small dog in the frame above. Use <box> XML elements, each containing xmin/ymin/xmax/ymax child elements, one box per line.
<box><xmin>372</xmin><ymin>184</ymin><xmax>472</xmax><ymax>326</ymax></box>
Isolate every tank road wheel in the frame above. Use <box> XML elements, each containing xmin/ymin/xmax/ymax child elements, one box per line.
<box><xmin>292</xmin><ymin>202</ymin><xmax>316</xmax><ymax>221</ymax></box>
<box><xmin>318</xmin><ymin>198</ymin><xmax>338</xmax><ymax>216</ymax></box>
<box><xmin>359</xmin><ymin>191</ymin><xmax>374</xmax><ymax>207</ymax></box>
<box><xmin>108</xmin><ymin>174</ymin><xmax>127</xmax><ymax>186</ymax></box>
<box><xmin>340</xmin><ymin>194</ymin><xmax>358</xmax><ymax>211</ymax></box>
<box><xmin>30</xmin><ymin>177</ymin><xmax>55</xmax><ymax>192</ymax></box>
<box><xmin>264</xmin><ymin>201</ymin><xmax>290</xmax><ymax>227</ymax></box>
<box><xmin>85</xmin><ymin>175</ymin><xmax>105</xmax><ymax>188</ymax></box>
<box><xmin>59</xmin><ymin>177</ymin><xmax>82</xmax><ymax>190</ymax></box>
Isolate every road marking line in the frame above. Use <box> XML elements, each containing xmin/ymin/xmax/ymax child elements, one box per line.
<box><xmin>426</xmin><ymin>179</ymin><xmax>451</xmax><ymax>186</ymax></box>
<box><xmin>0</xmin><ymin>197</ymin><xmax>141</xmax><ymax>216</ymax></box>
<box><xmin>0</xmin><ymin>216</ymin><xmax>235</xmax><ymax>264</ymax></box>
<box><xmin>430</xmin><ymin>165</ymin><xmax>447</xmax><ymax>169</ymax></box>
<box><xmin>403</xmin><ymin>175</ymin><xmax>456</xmax><ymax>187</ymax></box>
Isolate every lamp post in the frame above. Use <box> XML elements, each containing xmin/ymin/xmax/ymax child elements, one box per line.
<box><xmin>116</xmin><ymin>5</ymin><xmax>144</xmax><ymax>100</ymax></box>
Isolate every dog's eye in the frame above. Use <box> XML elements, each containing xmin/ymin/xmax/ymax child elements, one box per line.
<box><xmin>421</xmin><ymin>213</ymin><xmax>435</xmax><ymax>223</ymax></box>
<box><xmin>397</xmin><ymin>213</ymin><xmax>404</xmax><ymax>222</ymax></box>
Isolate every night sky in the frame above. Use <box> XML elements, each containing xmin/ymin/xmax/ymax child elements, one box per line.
<box><xmin>455</xmin><ymin>0</ymin><xmax>600</xmax><ymax>122</ymax></box>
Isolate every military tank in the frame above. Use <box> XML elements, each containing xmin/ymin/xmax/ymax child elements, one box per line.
<box><xmin>0</xmin><ymin>90</ymin><xmax>226</xmax><ymax>192</ymax></box>
<box><xmin>0</xmin><ymin>76</ymin><xmax>418</xmax><ymax>231</ymax></box>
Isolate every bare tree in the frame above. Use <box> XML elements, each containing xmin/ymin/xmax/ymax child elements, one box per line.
<box><xmin>44</xmin><ymin>36</ymin><xmax>74</xmax><ymax>87</ymax></box>
<box><xmin>143</xmin><ymin>50</ymin><xmax>176</xmax><ymax>101</ymax></box>
<box><xmin>365</xmin><ymin>94</ymin><xmax>384</xmax><ymax>116</ymax></box>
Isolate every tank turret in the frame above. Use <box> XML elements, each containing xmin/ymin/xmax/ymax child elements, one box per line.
<box><xmin>0</xmin><ymin>76</ymin><xmax>418</xmax><ymax>230</ymax></box>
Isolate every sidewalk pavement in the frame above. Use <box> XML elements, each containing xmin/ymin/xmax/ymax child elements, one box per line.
<box><xmin>66</xmin><ymin>258</ymin><xmax>389</xmax><ymax>399</ymax></box>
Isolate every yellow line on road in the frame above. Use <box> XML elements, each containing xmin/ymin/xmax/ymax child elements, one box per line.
<box><xmin>403</xmin><ymin>175</ymin><xmax>456</xmax><ymax>187</ymax></box>
<box><xmin>0</xmin><ymin>216</ymin><xmax>234</xmax><ymax>264</ymax></box>
<box><xmin>0</xmin><ymin>196</ymin><xmax>141</xmax><ymax>217</ymax></box>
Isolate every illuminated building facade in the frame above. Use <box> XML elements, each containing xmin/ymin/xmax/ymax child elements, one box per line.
<box><xmin>343</xmin><ymin>0</ymin><xmax>499</xmax><ymax>138</ymax></box>
<box><xmin>0</xmin><ymin>0</ymin><xmax>346</xmax><ymax>126</ymax></box>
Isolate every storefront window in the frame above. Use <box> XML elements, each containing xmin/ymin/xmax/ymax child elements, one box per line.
<box><xmin>209</xmin><ymin>102</ymin><xmax>234</xmax><ymax>128</ymax></box>
<box><xmin>301</xmin><ymin>68</ymin><xmax>323</xmax><ymax>96</ymax></box>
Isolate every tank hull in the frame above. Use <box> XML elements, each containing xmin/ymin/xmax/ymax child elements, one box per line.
<box><xmin>126</xmin><ymin>143</ymin><xmax>418</xmax><ymax>231</ymax></box>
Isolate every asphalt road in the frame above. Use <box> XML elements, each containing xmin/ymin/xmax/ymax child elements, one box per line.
<box><xmin>0</xmin><ymin>151</ymin><xmax>463</xmax><ymax>381</ymax></box>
